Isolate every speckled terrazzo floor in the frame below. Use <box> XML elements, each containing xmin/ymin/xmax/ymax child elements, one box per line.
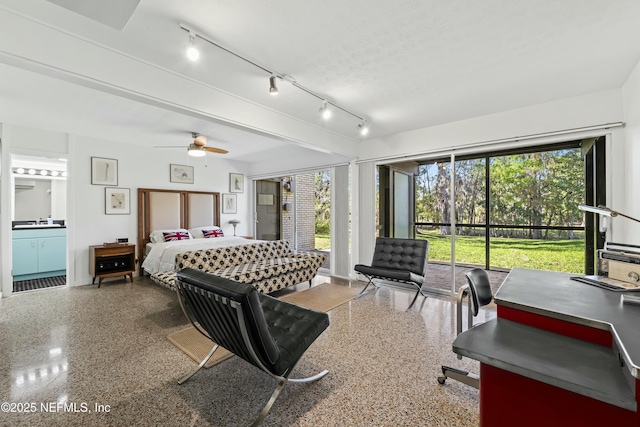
<box><xmin>0</xmin><ymin>272</ymin><xmax>503</xmax><ymax>427</ymax></box>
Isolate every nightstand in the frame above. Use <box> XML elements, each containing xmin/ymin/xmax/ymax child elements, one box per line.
<box><xmin>89</xmin><ymin>243</ymin><xmax>136</xmax><ymax>287</ymax></box>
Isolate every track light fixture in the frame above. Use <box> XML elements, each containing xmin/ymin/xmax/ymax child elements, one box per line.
<box><xmin>319</xmin><ymin>100</ymin><xmax>332</xmax><ymax>120</ymax></box>
<box><xmin>269</xmin><ymin>75</ymin><xmax>278</xmax><ymax>96</ymax></box>
<box><xmin>179</xmin><ymin>24</ymin><xmax>369</xmax><ymax>136</ymax></box>
<box><xmin>357</xmin><ymin>120</ymin><xmax>369</xmax><ymax>136</ymax></box>
<box><xmin>186</xmin><ymin>31</ymin><xmax>199</xmax><ymax>61</ymax></box>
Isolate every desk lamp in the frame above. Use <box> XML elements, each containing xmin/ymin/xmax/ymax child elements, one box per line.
<box><xmin>229</xmin><ymin>219</ymin><xmax>240</xmax><ymax>236</ymax></box>
<box><xmin>578</xmin><ymin>205</ymin><xmax>640</xmax><ymax>224</ymax></box>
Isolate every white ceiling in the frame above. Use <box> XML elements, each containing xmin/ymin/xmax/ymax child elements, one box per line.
<box><xmin>1</xmin><ymin>0</ymin><xmax>640</xmax><ymax>163</ymax></box>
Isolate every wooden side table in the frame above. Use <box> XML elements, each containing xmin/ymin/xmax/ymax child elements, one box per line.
<box><xmin>89</xmin><ymin>243</ymin><xmax>136</xmax><ymax>287</ymax></box>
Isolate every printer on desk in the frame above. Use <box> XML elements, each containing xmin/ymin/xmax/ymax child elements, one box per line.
<box><xmin>598</xmin><ymin>242</ymin><xmax>640</xmax><ymax>285</ymax></box>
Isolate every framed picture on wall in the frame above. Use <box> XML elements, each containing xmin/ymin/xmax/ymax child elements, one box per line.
<box><xmin>170</xmin><ymin>164</ymin><xmax>194</xmax><ymax>184</ymax></box>
<box><xmin>91</xmin><ymin>157</ymin><xmax>118</xmax><ymax>185</ymax></box>
<box><xmin>229</xmin><ymin>173</ymin><xmax>244</xmax><ymax>193</ymax></box>
<box><xmin>105</xmin><ymin>187</ymin><xmax>130</xmax><ymax>215</ymax></box>
<box><xmin>222</xmin><ymin>193</ymin><xmax>237</xmax><ymax>214</ymax></box>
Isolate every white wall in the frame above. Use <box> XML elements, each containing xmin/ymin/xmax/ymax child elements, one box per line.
<box><xmin>1</xmin><ymin>124</ymin><xmax>253</xmax><ymax>290</ymax></box>
<box><xmin>360</xmin><ymin>89</ymin><xmax>623</xmax><ymax>162</ymax></box>
<box><xmin>622</xmin><ymin>60</ymin><xmax>640</xmax><ymax>244</ymax></box>
<box><xmin>69</xmin><ymin>135</ymin><xmax>251</xmax><ymax>286</ymax></box>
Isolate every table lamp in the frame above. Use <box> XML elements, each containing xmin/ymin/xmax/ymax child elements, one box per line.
<box><xmin>229</xmin><ymin>219</ymin><xmax>240</xmax><ymax>236</ymax></box>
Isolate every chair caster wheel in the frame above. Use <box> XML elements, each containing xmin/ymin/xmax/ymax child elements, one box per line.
<box><xmin>437</xmin><ymin>376</ymin><xmax>446</xmax><ymax>385</ymax></box>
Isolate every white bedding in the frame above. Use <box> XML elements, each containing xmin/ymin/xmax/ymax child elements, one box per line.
<box><xmin>142</xmin><ymin>236</ymin><xmax>253</xmax><ymax>274</ymax></box>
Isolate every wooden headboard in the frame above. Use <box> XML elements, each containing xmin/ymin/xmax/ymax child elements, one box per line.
<box><xmin>137</xmin><ymin>188</ymin><xmax>221</xmax><ymax>272</ymax></box>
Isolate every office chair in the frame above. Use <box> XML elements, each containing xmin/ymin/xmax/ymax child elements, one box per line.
<box><xmin>437</xmin><ymin>268</ymin><xmax>493</xmax><ymax>388</ymax></box>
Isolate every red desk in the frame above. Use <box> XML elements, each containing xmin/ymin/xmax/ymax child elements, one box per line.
<box><xmin>453</xmin><ymin>268</ymin><xmax>640</xmax><ymax>427</ymax></box>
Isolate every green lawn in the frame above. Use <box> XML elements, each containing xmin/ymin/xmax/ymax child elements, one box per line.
<box><xmin>313</xmin><ymin>231</ymin><xmax>585</xmax><ymax>273</ymax></box>
<box><xmin>315</xmin><ymin>233</ymin><xmax>331</xmax><ymax>250</ymax></box>
<box><xmin>416</xmin><ymin>231</ymin><xmax>585</xmax><ymax>273</ymax></box>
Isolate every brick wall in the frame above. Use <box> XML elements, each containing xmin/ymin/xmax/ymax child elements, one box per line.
<box><xmin>281</xmin><ymin>174</ymin><xmax>316</xmax><ymax>250</ymax></box>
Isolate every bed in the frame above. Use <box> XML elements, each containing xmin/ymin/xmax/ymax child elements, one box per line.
<box><xmin>138</xmin><ymin>188</ymin><xmax>233</xmax><ymax>274</ymax></box>
<box><xmin>142</xmin><ymin>236</ymin><xmax>251</xmax><ymax>274</ymax></box>
<box><xmin>138</xmin><ymin>188</ymin><xmax>327</xmax><ymax>293</ymax></box>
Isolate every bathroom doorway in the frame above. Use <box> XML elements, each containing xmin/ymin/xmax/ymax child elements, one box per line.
<box><xmin>11</xmin><ymin>154</ymin><xmax>67</xmax><ymax>292</ymax></box>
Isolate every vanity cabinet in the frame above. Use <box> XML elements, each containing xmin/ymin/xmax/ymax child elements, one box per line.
<box><xmin>12</xmin><ymin>227</ymin><xmax>66</xmax><ymax>281</ymax></box>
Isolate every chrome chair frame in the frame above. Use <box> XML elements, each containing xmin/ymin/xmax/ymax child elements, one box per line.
<box><xmin>175</xmin><ymin>272</ymin><xmax>329</xmax><ymax>427</ymax></box>
<box><xmin>355</xmin><ymin>237</ymin><xmax>430</xmax><ymax>310</ymax></box>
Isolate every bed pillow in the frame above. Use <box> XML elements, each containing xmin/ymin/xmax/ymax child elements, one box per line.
<box><xmin>189</xmin><ymin>226</ymin><xmax>222</xmax><ymax>238</ymax></box>
<box><xmin>149</xmin><ymin>229</ymin><xmax>191</xmax><ymax>243</ymax></box>
<box><xmin>162</xmin><ymin>231</ymin><xmax>191</xmax><ymax>241</ymax></box>
<box><xmin>202</xmin><ymin>228</ymin><xmax>225</xmax><ymax>238</ymax></box>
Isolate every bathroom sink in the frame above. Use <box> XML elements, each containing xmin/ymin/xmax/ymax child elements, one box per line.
<box><xmin>14</xmin><ymin>224</ymin><xmax>62</xmax><ymax>228</ymax></box>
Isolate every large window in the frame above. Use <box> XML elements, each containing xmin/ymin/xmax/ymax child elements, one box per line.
<box><xmin>412</xmin><ymin>140</ymin><xmax>601</xmax><ymax>274</ymax></box>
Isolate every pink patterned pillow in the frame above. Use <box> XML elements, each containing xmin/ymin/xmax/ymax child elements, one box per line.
<box><xmin>162</xmin><ymin>231</ymin><xmax>190</xmax><ymax>241</ymax></box>
<box><xmin>202</xmin><ymin>228</ymin><xmax>224</xmax><ymax>238</ymax></box>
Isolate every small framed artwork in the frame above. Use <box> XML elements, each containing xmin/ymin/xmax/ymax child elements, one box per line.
<box><xmin>222</xmin><ymin>193</ymin><xmax>237</xmax><ymax>214</ymax></box>
<box><xmin>105</xmin><ymin>187</ymin><xmax>130</xmax><ymax>215</ymax></box>
<box><xmin>229</xmin><ymin>173</ymin><xmax>244</xmax><ymax>193</ymax></box>
<box><xmin>170</xmin><ymin>164</ymin><xmax>194</xmax><ymax>184</ymax></box>
<box><xmin>91</xmin><ymin>157</ymin><xmax>118</xmax><ymax>185</ymax></box>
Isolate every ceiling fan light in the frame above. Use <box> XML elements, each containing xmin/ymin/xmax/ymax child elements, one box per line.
<box><xmin>186</xmin><ymin>32</ymin><xmax>199</xmax><ymax>61</ymax></box>
<box><xmin>269</xmin><ymin>75</ymin><xmax>278</xmax><ymax>96</ymax></box>
<box><xmin>319</xmin><ymin>100</ymin><xmax>331</xmax><ymax>120</ymax></box>
<box><xmin>188</xmin><ymin>145</ymin><xmax>206</xmax><ymax>157</ymax></box>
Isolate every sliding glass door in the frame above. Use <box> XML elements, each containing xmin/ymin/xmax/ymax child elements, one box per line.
<box><xmin>379</xmin><ymin>137</ymin><xmax>605</xmax><ymax>295</ymax></box>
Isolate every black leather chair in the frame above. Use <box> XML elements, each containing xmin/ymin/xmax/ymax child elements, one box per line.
<box><xmin>354</xmin><ymin>237</ymin><xmax>429</xmax><ymax>309</ymax></box>
<box><xmin>175</xmin><ymin>268</ymin><xmax>330</xmax><ymax>426</ymax></box>
<box><xmin>437</xmin><ymin>268</ymin><xmax>493</xmax><ymax>388</ymax></box>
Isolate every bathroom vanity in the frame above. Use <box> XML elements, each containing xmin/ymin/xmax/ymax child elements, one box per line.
<box><xmin>12</xmin><ymin>225</ymin><xmax>66</xmax><ymax>281</ymax></box>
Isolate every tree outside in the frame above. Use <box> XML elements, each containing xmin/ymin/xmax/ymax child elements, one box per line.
<box><xmin>415</xmin><ymin>148</ymin><xmax>585</xmax><ymax>273</ymax></box>
<box><xmin>315</xmin><ymin>171</ymin><xmax>331</xmax><ymax>250</ymax></box>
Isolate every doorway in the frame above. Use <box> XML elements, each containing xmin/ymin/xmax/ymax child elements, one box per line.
<box><xmin>255</xmin><ymin>179</ymin><xmax>281</xmax><ymax>241</ymax></box>
<box><xmin>11</xmin><ymin>154</ymin><xmax>67</xmax><ymax>292</ymax></box>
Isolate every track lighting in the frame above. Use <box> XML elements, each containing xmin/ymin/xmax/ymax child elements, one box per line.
<box><xmin>269</xmin><ymin>75</ymin><xmax>278</xmax><ymax>96</ymax></box>
<box><xmin>357</xmin><ymin>120</ymin><xmax>369</xmax><ymax>136</ymax></box>
<box><xmin>180</xmin><ymin>24</ymin><xmax>371</xmax><ymax>136</ymax></box>
<box><xmin>319</xmin><ymin>100</ymin><xmax>332</xmax><ymax>120</ymax></box>
<box><xmin>186</xmin><ymin>31</ymin><xmax>199</xmax><ymax>61</ymax></box>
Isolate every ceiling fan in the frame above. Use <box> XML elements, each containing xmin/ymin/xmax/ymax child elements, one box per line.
<box><xmin>156</xmin><ymin>132</ymin><xmax>228</xmax><ymax>157</ymax></box>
